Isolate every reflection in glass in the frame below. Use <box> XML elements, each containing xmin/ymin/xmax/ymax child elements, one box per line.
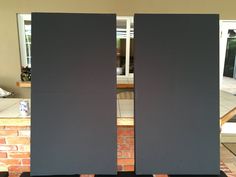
<box><xmin>129</xmin><ymin>21</ymin><xmax>134</xmax><ymax>74</ymax></box>
<box><xmin>116</xmin><ymin>19</ymin><xmax>126</xmax><ymax>75</ymax></box>
<box><xmin>24</xmin><ymin>20</ymin><xmax>31</xmax><ymax>66</ymax></box>
<box><xmin>223</xmin><ymin>30</ymin><xmax>236</xmax><ymax>78</ymax></box>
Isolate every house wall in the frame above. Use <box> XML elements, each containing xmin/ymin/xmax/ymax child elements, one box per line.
<box><xmin>0</xmin><ymin>123</ymin><xmax>133</xmax><ymax>176</ymax></box>
<box><xmin>0</xmin><ymin>0</ymin><xmax>236</xmax><ymax>98</ymax></box>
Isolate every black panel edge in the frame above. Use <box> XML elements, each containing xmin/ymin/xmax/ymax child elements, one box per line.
<box><xmin>22</xmin><ymin>172</ymin><xmax>80</xmax><ymax>177</ymax></box>
<box><xmin>0</xmin><ymin>172</ymin><xmax>9</xmax><ymax>177</ymax></box>
<box><xmin>169</xmin><ymin>170</ymin><xmax>227</xmax><ymax>177</ymax></box>
<box><xmin>95</xmin><ymin>172</ymin><xmax>152</xmax><ymax>177</ymax></box>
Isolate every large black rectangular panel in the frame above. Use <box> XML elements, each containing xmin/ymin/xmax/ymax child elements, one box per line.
<box><xmin>135</xmin><ymin>14</ymin><xmax>219</xmax><ymax>175</ymax></box>
<box><xmin>31</xmin><ymin>13</ymin><xmax>116</xmax><ymax>175</ymax></box>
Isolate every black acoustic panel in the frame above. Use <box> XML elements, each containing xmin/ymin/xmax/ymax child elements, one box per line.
<box><xmin>0</xmin><ymin>172</ymin><xmax>8</xmax><ymax>177</ymax></box>
<box><xmin>20</xmin><ymin>172</ymin><xmax>80</xmax><ymax>177</ymax></box>
<box><xmin>31</xmin><ymin>13</ymin><xmax>116</xmax><ymax>175</ymax></box>
<box><xmin>134</xmin><ymin>14</ymin><xmax>219</xmax><ymax>175</ymax></box>
<box><xmin>169</xmin><ymin>170</ymin><xmax>227</xmax><ymax>177</ymax></box>
<box><xmin>95</xmin><ymin>172</ymin><xmax>152</xmax><ymax>177</ymax></box>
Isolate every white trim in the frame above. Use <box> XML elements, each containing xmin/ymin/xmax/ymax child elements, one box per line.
<box><xmin>125</xmin><ymin>18</ymin><xmax>131</xmax><ymax>76</ymax></box>
<box><xmin>117</xmin><ymin>75</ymin><xmax>133</xmax><ymax>79</ymax></box>
<box><xmin>128</xmin><ymin>73</ymin><xmax>134</xmax><ymax>77</ymax></box>
<box><xmin>117</xmin><ymin>16</ymin><xmax>132</xmax><ymax>20</ymax></box>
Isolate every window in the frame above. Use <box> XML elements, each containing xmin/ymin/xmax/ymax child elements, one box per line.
<box><xmin>223</xmin><ymin>29</ymin><xmax>236</xmax><ymax>78</ymax></box>
<box><xmin>116</xmin><ymin>17</ymin><xmax>134</xmax><ymax>78</ymax></box>
<box><xmin>18</xmin><ymin>14</ymin><xmax>31</xmax><ymax>67</ymax></box>
<box><xmin>17</xmin><ymin>15</ymin><xmax>134</xmax><ymax>80</ymax></box>
<box><xmin>220</xmin><ymin>20</ymin><xmax>236</xmax><ymax>86</ymax></box>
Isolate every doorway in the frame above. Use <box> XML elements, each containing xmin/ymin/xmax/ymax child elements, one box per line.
<box><xmin>220</xmin><ymin>21</ymin><xmax>236</xmax><ymax>95</ymax></box>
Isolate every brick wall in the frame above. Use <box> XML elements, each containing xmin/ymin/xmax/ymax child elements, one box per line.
<box><xmin>0</xmin><ymin>125</ymin><xmax>135</xmax><ymax>176</ymax></box>
<box><xmin>0</xmin><ymin>126</ymin><xmax>30</xmax><ymax>177</ymax></box>
<box><xmin>117</xmin><ymin>126</ymin><xmax>169</xmax><ymax>177</ymax></box>
<box><xmin>0</xmin><ymin>125</ymin><xmax>233</xmax><ymax>177</ymax></box>
<box><xmin>117</xmin><ymin>126</ymin><xmax>134</xmax><ymax>171</ymax></box>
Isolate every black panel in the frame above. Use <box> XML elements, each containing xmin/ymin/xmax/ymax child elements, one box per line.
<box><xmin>134</xmin><ymin>14</ymin><xmax>219</xmax><ymax>175</ymax></box>
<box><xmin>0</xmin><ymin>172</ymin><xmax>8</xmax><ymax>177</ymax></box>
<box><xmin>20</xmin><ymin>172</ymin><xmax>80</xmax><ymax>177</ymax></box>
<box><xmin>95</xmin><ymin>172</ymin><xmax>152</xmax><ymax>177</ymax></box>
<box><xmin>31</xmin><ymin>13</ymin><xmax>116</xmax><ymax>175</ymax></box>
<box><xmin>169</xmin><ymin>170</ymin><xmax>227</xmax><ymax>177</ymax></box>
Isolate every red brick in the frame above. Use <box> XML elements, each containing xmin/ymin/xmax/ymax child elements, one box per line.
<box><xmin>0</xmin><ymin>138</ymin><xmax>5</xmax><ymax>144</ymax></box>
<box><xmin>6</xmin><ymin>137</ymin><xmax>30</xmax><ymax>144</ymax></box>
<box><xmin>0</xmin><ymin>130</ymin><xmax>17</xmax><ymax>136</ymax></box>
<box><xmin>117</xmin><ymin>137</ymin><xmax>124</xmax><ymax>144</ymax></box>
<box><xmin>121</xmin><ymin>151</ymin><xmax>134</xmax><ymax>158</ymax></box>
<box><xmin>117</xmin><ymin>126</ymin><xmax>134</xmax><ymax>168</ymax></box>
<box><xmin>0</xmin><ymin>145</ymin><xmax>18</xmax><ymax>151</ymax></box>
<box><xmin>117</xmin><ymin>128</ymin><xmax>134</xmax><ymax>137</ymax></box>
<box><xmin>8</xmin><ymin>173</ymin><xmax>21</xmax><ymax>177</ymax></box>
<box><xmin>125</xmin><ymin>137</ymin><xmax>134</xmax><ymax>145</ymax></box>
<box><xmin>8</xmin><ymin>152</ymin><xmax>30</xmax><ymax>158</ymax></box>
<box><xmin>18</xmin><ymin>130</ymin><xmax>30</xmax><ymax>137</ymax></box>
<box><xmin>0</xmin><ymin>152</ymin><xmax>7</xmax><ymax>158</ymax></box>
<box><xmin>117</xmin><ymin>151</ymin><xmax>122</xmax><ymax>158</ymax></box>
<box><xmin>8</xmin><ymin>173</ymin><xmax>20</xmax><ymax>177</ymax></box>
<box><xmin>0</xmin><ymin>159</ymin><xmax>21</xmax><ymax>165</ymax></box>
<box><xmin>117</xmin><ymin>158</ymin><xmax>134</xmax><ymax>165</ymax></box>
<box><xmin>119</xmin><ymin>144</ymin><xmax>131</xmax><ymax>151</ymax></box>
<box><xmin>8</xmin><ymin>166</ymin><xmax>30</xmax><ymax>172</ymax></box>
<box><xmin>80</xmin><ymin>175</ymin><xmax>94</xmax><ymax>177</ymax></box>
<box><xmin>22</xmin><ymin>159</ymin><xmax>30</xmax><ymax>165</ymax></box>
<box><xmin>123</xmin><ymin>165</ymin><xmax>134</xmax><ymax>171</ymax></box>
<box><xmin>117</xmin><ymin>165</ymin><xmax>123</xmax><ymax>171</ymax></box>
<box><xmin>17</xmin><ymin>145</ymin><xmax>30</xmax><ymax>152</ymax></box>
<box><xmin>154</xmin><ymin>175</ymin><xmax>168</xmax><ymax>177</ymax></box>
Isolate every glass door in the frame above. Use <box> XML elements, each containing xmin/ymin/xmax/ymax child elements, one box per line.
<box><xmin>220</xmin><ymin>21</ymin><xmax>236</xmax><ymax>86</ymax></box>
<box><xmin>116</xmin><ymin>17</ymin><xmax>133</xmax><ymax>78</ymax></box>
<box><xmin>223</xmin><ymin>30</ymin><xmax>236</xmax><ymax>78</ymax></box>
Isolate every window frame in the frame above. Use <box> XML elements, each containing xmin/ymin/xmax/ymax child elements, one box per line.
<box><xmin>117</xmin><ymin>16</ymin><xmax>134</xmax><ymax>79</ymax></box>
<box><xmin>17</xmin><ymin>15</ymin><xmax>134</xmax><ymax>79</ymax></box>
<box><xmin>220</xmin><ymin>20</ymin><xmax>236</xmax><ymax>87</ymax></box>
<box><xmin>17</xmin><ymin>14</ymin><xmax>31</xmax><ymax>68</ymax></box>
